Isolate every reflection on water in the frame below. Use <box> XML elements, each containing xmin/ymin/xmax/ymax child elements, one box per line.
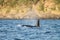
<box><xmin>0</xmin><ymin>19</ymin><xmax>60</xmax><ymax>40</ymax></box>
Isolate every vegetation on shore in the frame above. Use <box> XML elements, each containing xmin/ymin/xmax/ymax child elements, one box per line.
<box><xmin>0</xmin><ymin>0</ymin><xmax>60</xmax><ymax>19</ymax></box>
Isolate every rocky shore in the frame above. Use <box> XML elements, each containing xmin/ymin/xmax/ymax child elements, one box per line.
<box><xmin>0</xmin><ymin>11</ymin><xmax>60</xmax><ymax>19</ymax></box>
<box><xmin>0</xmin><ymin>8</ymin><xmax>60</xmax><ymax>19</ymax></box>
<box><xmin>0</xmin><ymin>0</ymin><xmax>60</xmax><ymax>19</ymax></box>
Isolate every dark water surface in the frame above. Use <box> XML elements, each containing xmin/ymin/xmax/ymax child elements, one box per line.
<box><xmin>0</xmin><ymin>19</ymin><xmax>60</xmax><ymax>40</ymax></box>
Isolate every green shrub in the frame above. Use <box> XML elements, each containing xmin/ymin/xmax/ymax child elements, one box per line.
<box><xmin>0</xmin><ymin>0</ymin><xmax>4</xmax><ymax>6</ymax></box>
<box><xmin>54</xmin><ymin>0</ymin><xmax>60</xmax><ymax>4</ymax></box>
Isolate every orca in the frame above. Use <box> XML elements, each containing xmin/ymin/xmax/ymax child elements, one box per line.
<box><xmin>22</xmin><ymin>19</ymin><xmax>40</xmax><ymax>27</ymax></box>
<box><xmin>22</xmin><ymin>25</ymin><xmax>39</xmax><ymax>27</ymax></box>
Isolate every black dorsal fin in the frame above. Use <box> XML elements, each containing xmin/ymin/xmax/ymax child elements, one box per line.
<box><xmin>37</xmin><ymin>19</ymin><xmax>40</xmax><ymax>27</ymax></box>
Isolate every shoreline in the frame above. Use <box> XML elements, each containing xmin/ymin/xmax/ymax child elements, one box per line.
<box><xmin>0</xmin><ymin>18</ymin><xmax>60</xmax><ymax>20</ymax></box>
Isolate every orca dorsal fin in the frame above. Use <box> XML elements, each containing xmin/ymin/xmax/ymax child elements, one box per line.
<box><xmin>36</xmin><ymin>19</ymin><xmax>40</xmax><ymax>27</ymax></box>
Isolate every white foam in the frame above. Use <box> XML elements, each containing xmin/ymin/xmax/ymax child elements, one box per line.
<box><xmin>17</xmin><ymin>24</ymin><xmax>22</xmax><ymax>27</ymax></box>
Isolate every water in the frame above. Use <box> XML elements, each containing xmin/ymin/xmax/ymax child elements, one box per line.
<box><xmin>0</xmin><ymin>19</ymin><xmax>60</xmax><ymax>40</ymax></box>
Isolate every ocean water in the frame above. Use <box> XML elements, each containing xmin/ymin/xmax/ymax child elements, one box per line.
<box><xmin>0</xmin><ymin>19</ymin><xmax>60</xmax><ymax>40</ymax></box>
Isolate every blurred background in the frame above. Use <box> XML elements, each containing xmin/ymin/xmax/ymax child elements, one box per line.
<box><xmin>0</xmin><ymin>0</ymin><xmax>60</xmax><ymax>19</ymax></box>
